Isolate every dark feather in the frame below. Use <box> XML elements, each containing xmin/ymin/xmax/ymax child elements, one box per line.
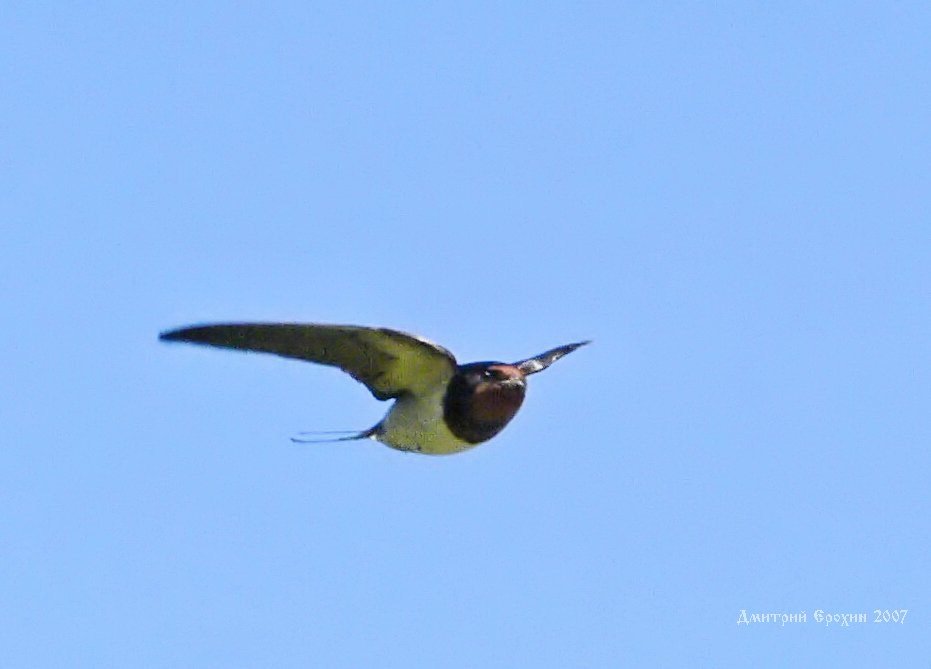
<box><xmin>513</xmin><ymin>340</ymin><xmax>590</xmax><ymax>376</ymax></box>
<box><xmin>160</xmin><ymin>323</ymin><xmax>457</xmax><ymax>400</ymax></box>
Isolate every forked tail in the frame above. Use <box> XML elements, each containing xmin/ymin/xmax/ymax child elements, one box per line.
<box><xmin>290</xmin><ymin>424</ymin><xmax>380</xmax><ymax>444</ymax></box>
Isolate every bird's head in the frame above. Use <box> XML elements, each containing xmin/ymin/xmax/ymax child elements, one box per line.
<box><xmin>443</xmin><ymin>362</ymin><xmax>527</xmax><ymax>444</ymax></box>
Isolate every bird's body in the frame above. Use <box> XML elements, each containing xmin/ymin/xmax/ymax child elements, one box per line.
<box><xmin>376</xmin><ymin>383</ymin><xmax>461</xmax><ymax>454</ymax></box>
<box><xmin>160</xmin><ymin>322</ymin><xmax>588</xmax><ymax>455</ymax></box>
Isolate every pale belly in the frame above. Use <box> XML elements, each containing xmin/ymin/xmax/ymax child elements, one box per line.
<box><xmin>376</xmin><ymin>392</ymin><xmax>478</xmax><ymax>455</ymax></box>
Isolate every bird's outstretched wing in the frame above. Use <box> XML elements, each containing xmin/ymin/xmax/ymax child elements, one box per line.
<box><xmin>513</xmin><ymin>340</ymin><xmax>590</xmax><ymax>376</ymax></box>
<box><xmin>159</xmin><ymin>323</ymin><xmax>457</xmax><ymax>401</ymax></box>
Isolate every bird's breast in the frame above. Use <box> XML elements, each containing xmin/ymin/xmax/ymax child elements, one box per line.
<box><xmin>443</xmin><ymin>380</ymin><xmax>526</xmax><ymax>445</ymax></box>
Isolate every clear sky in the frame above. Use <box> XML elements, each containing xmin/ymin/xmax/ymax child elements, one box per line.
<box><xmin>2</xmin><ymin>3</ymin><xmax>929</xmax><ymax>666</ymax></box>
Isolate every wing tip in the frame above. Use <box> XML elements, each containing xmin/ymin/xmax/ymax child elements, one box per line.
<box><xmin>159</xmin><ymin>323</ymin><xmax>236</xmax><ymax>343</ymax></box>
<box><xmin>159</xmin><ymin>325</ymin><xmax>214</xmax><ymax>343</ymax></box>
<box><xmin>159</xmin><ymin>328</ymin><xmax>184</xmax><ymax>342</ymax></box>
<box><xmin>557</xmin><ymin>340</ymin><xmax>591</xmax><ymax>355</ymax></box>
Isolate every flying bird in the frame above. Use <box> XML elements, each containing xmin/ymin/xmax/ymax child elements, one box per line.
<box><xmin>159</xmin><ymin>323</ymin><xmax>589</xmax><ymax>455</ymax></box>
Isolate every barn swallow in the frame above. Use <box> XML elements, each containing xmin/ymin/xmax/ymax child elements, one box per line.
<box><xmin>159</xmin><ymin>323</ymin><xmax>589</xmax><ymax>455</ymax></box>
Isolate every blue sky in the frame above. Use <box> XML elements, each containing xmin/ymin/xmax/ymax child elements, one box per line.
<box><xmin>2</xmin><ymin>3</ymin><xmax>929</xmax><ymax>666</ymax></box>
